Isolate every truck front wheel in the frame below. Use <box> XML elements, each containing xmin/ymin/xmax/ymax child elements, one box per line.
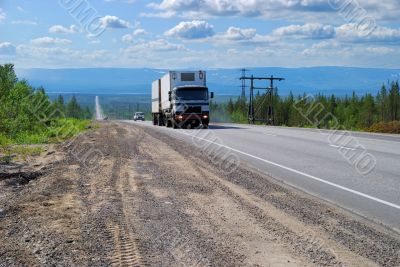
<box><xmin>166</xmin><ymin>118</ymin><xmax>172</xmax><ymax>128</ymax></box>
<box><xmin>172</xmin><ymin>119</ymin><xmax>179</xmax><ymax>129</ymax></box>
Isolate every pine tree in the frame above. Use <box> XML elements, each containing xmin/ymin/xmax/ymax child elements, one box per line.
<box><xmin>389</xmin><ymin>81</ymin><xmax>399</xmax><ymax>121</ymax></box>
<box><xmin>377</xmin><ymin>84</ymin><xmax>388</xmax><ymax>122</ymax></box>
<box><xmin>362</xmin><ymin>94</ymin><xmax>375</xmax><ymax>128</ymax></box>
<box><xmin>66</xmin><ymin>96</ymin><xmax>82</xmax><ymax>119</ymax></box>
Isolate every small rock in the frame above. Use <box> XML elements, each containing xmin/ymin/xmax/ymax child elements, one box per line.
<box><xmin>47</xmin><ymin>150</ymin><xmax>56</xmax><ymax>156</ymax></box>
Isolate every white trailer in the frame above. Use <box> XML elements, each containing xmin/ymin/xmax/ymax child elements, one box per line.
<box><xmin>152</xmin><ymin>71</ymin><xmax>213</xmax><ymax>129</ymax></box>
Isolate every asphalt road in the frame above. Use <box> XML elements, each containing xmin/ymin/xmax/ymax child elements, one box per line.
<box><xmin>124</xmin><ymin>121</ymin><xmax>400</xmax><ymax>232</ymax></box>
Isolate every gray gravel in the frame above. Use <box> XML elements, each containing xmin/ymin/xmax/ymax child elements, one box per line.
<box><xmin>0</xmin><ymin>122</ymin><xmax>399</xmax><ymax>266</ymax></box>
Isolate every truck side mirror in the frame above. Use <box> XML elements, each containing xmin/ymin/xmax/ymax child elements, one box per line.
<box><xmin>210</xmin><ymin>92</ymin><xmax>214</xmax><ymax>99</ymax></box>
<box><xmin>168</xmin><ymin>91</ymin><xmax>172</xmax><ymax>101</ymax></box>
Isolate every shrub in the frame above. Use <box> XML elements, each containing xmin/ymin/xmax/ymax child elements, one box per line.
<box><xmin>367</xmin><ymin>121</ymin><xmax>400</xmax><ymax>134</ymax></box>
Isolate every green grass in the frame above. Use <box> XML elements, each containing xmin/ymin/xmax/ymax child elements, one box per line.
<box><xmin>1</xmin><ymin>119</ymin><xmax>92</xmax><ymax>163</ymax></box>
<box><xmin>6</xmin><ymin>119</ymin><xmax>91</xmax><ymax>145</ymax></box>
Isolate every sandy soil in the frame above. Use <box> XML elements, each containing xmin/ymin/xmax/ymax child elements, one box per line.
<box><xmin>0</xmin><ymin>122</ymin><xmax>399</xmax><ymax>267</ymax></box>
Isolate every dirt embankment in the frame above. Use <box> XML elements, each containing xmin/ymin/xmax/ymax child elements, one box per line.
<box><xmin>0</xmin><ymin>122</ymin><xmax>399</xmax><ymax>267</ymax></box>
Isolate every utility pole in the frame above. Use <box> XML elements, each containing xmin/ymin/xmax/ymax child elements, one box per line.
<box><xmin>240</xmin><ymin>74</ymin><xmax>285</xmax><ymax>125</ymax></box>
<box><xmin>240</xmin><ymin>68</ymin><xmax>248</xmax><ymax>100</ymax></box>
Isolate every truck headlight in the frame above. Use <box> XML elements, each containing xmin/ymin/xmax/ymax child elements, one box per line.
<box><xmin>202</xmin><ymin>115</ymin><xmax>208</xmax><ymax>119</ymax></box>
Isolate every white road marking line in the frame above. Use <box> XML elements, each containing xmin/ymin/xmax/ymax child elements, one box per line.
<box><xmin>329</xmin><ymin>145</ymin><xmax>356</xmax><ymax>151</ymax></box>
<box><xmin>177</xmin><ymin>131</ymin><xmax>400</xmax><ymax>211</ymax></box>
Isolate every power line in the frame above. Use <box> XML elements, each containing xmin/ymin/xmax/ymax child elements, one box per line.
<box><xmin>240</xmin><ymin>75</ymin><xmax>285</xmax><ymax>125</ymax></box>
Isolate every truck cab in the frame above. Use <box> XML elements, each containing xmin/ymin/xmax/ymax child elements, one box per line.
<box><xmin>171</xmin><ymin>85</ymin><xmax>212</xmax><ymax>128</ymax></box>
<box><xmin>152</xmin><ymin>71</ymin><xmax>213</xmax><ymax>129</ymax></box>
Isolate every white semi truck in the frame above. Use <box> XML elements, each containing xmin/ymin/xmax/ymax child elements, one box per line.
<box><xmin>152</xmin><ymin>71</ymin><xmax>214</xmax><ymax>129</ymax></box>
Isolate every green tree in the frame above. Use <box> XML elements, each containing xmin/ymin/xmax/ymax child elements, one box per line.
<box><xmin>377</xmin><ymin>84</ymin><xmax>389</xmax><ymax>122</ymax></box>
<box><xmin>388</xmin><ymin>81</ymin><xmax>399</xmax><ymax>121</ymax></box>
<box><xmin>66</xmin><ymin>96</ymin><xmax>82</xmax><ymax>119</ymax></box>
<box><xmin>361</xmin><ymin>94</ymin><xmax>375</xmax><ymax>128</ymax></box>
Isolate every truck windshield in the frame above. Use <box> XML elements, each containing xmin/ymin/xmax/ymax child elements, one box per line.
<box><xmin>174</xmin><ymin>88</ymin><xmax>208</xmax><ymax>101</ymax></box>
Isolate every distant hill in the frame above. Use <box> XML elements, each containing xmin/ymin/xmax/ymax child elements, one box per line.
<box><xmin>16</xmin><ymin>67</ymin><xmax>400</xmax><ymax>96</ymax></box>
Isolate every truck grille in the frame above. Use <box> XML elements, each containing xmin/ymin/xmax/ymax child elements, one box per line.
<box><xmin>185</xmin><ymin>106</ymin><xmax>201</xmax><ymax>114</ymax></box>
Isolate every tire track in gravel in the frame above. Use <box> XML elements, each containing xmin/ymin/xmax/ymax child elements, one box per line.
<box><xmin>77</xmin><ymin>123</ymin><xmax>149</xmax><ymax>267</ymax></box>
<box><xmin>107</xmin><ymin>125</ymin><xmax>149</xmax><ymax>267</ymax></box>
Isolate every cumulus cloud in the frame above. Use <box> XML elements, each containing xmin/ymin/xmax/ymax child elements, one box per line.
<box><xmin>365</xmin><ymin>47</ymin><xmax>395</xmax><ymax>54</ymax></box>
<box><xmin>0</xmin><ymin>42</ymin><xmax>16</xmax><ymax>55</ymax></box>
<box><xmin>336</xmin><ymin>24</ymin><xmax>400</xmax><ymax>43</ymax></box>
<box><xmin>212</xmin><ymin>24</ymin><xmax>335</xmax><ymax>45</ymax></box>
<box><xmin>122</xmin><ymin>28</ymin><xmax>149</xmax><ymax>43</ymax></box>
<box><xmin>165</xmin><ymin>20</ymin><xmax>214</xmax><ymax>39</ymax></box>
<box><xmin>217</xmin><ymin>23</ymin><xmax>400</xmax><ymax>45</ymax></box>
<box><xmin>302</xmin><ymin>40</ymin><xmax>342</xmax><ymax>56</ymax></box>
<box><xmin>30</xmin><ymin>37</ymin><xmax>72</xmax><ymax>45</ymax></box>
<box><xmin>221</xmin><ymin>27</ymin><xmax>257</xmax><ymax>41</ymax></box>
<box><xmin>99</xmin><ymin>15</ymin><xmax>132</xmax><ymax>28</ymax></box>
<box><xmin>49</xmin><ymin>25</ymin><xmax>80</xmax><ymax>34</ymax></box>
<box><xmin>147</xmin><ymin>0</ymin><xmax>334</xmax><ymax>18</ymax></box>
<box><xmin>146</xmin><ymin>0</ymin><xmax>400</xmax><ymax>22</ymax></box>
<box><xmin>272</xmin><ymin>23</ymin><xmax>335</xmax><ymax>39</ymax></box>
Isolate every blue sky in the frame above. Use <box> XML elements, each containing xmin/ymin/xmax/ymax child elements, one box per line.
<box><xmin>0</xmin><ymin>0</ymin><xmax>400</xmax><ymax>69</ymax></box>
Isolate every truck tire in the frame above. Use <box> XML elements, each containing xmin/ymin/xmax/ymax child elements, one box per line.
<box><xmin>172</xmin><ymin>119</ymin><xmax>179</xmax><ymax>129</ymax></box>
<box><xmin>166</xmin><ymin>118</ymin><xmax>172</xmax><ymax>128</ymax></box>
<box><xmin>153</xmin><ymin>115</ymin><xmax>157</xmax><ymax>125</ymax></box>
<box><xmin>157</xmin><ymin>115</ymin><xmax>162</xmax><ymax>126</ymax></box>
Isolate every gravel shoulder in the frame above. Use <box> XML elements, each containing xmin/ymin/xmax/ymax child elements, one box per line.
<box><xmin>0</xmin><ymin>122</ymin><xmax>399</xmax><ymax>266</ymax></box>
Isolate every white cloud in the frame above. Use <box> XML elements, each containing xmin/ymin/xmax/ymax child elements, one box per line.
<box><xmin>336</xmin><ymin>24</ymin><xmax>400</xmax><ymax>43</ymax></box>
<box><xmin>140</xmin><ymin>11</ymin><xmax>176</xmax><ymax>18</ymax></box>
<box><xmin>221</xmin><ymin>27</ymin><xmax>257</xmax><ymax>41</ymax></box>
<box><xmin>302</xmin><ymin>40</ymin><xmax>343</xmax><ymax>56</ymax></box>
<box><xmin>147</xmin><ymin>0</ymin><xmax>332</xmax><ymax>18</ymax></box>
<box><xmin>302</xmin><ymin>40</ymin><xmax>397</xmax><ymax>59</ymax></box>
<box><xmin>122</xmin><ymin>28</ymin><xmax>149</xmax><ymax>43</ymax></box>
<box><xmin>11</xmin><ymin>20</ymin><xmax>37</xmax><ymax>25</ymax></box>
<box><xmin>104</xmin><ymin>0</ymin><xmax>136</xmax><ymax>3</ymax></box>
<box><xmin>213</xmin><ymin>23</ymin><xmax>400</xmax><ymax>46</ymax></box>
<box><xmin>17</xmin><ymin>6</ymin><xmax>27</xmax><ymax>13</ymax></box>
<box><xmin>0</xmin><ymin>42</ymin><xmax>16</xmax><ymax>55</ymax></box>
<box><xmin>211</xmin><ymin>24</ymin><xmax>334</xmax><ymax>46</ymax></box>
<box><xmin>365</xmin><ymin>47</ymin><xmax>395</xmax><ymax>55</ymax></box>
<box><xmin>272</xmin><ymin>23</ymin><xmax>335</xmax><ymax>39</ymax></box>
<box><xmin>122</xmin><ymin>39</ymin><xmax>186</xmax><ymax>53</ymax></box>
<box><xmin>0</xmin><ymin>8</ymin><xmax>6</xmax><ymax>22</ymax></box>
<box><xmin>16</xmin><ymin>45</ymin><xmax>110</xmax><ymax>66</ymax></box>
<box><xmin>49</xmin><ymin>25</ymin><xmax>80</xmax><ymax>34</ymax></box>
<box><xmin>30</xmin><ymin>37</ymin><xmax>72</xmax><ymax>45</ymax></box>
<box><xmin>146</xmin><ymin>0</ymin><xmax>400</xmax><ymax>23</ymax></box>
<box><xmin>165</xmin><ymin>20</ymin><xmax>214</xmax><ymax>39</ymax></box>
<box><xmin>99</xmin><ymin>15</ymin><xmax>132</xmax><ymax>29</ymax></box>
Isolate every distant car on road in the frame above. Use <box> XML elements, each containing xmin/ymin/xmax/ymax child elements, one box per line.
<box><xmin>133</xmin><ymin>112</ymin><xmax>145</xmax><ymax>121</ymax></box>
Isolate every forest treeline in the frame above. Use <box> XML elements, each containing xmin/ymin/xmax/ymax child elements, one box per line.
<box><xmin>0</xmin><ymin>64</ymin><xmax>92</xmax><ymax>145</ymax></box>
<box><xmin>211</xmin><ymin>80</ymin><xmax>400</xmax><ymax>133</ymax></box>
